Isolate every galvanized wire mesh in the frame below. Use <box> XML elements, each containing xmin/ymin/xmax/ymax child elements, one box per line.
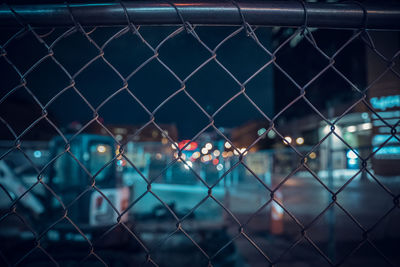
<box><xmin>0</xmin><ymin>1</ymin><xmax>399</xmax><ymax>266</ymax></box>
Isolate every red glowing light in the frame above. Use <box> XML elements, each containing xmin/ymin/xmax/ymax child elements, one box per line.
<box><xmin>178</xmin><ymin>140</ymin><xmax>198</xmax><ymax>151</ymax></box>
<box><xmin>212</xmin><ymin>158</ymin><xmax>219</xmax><ymax>165</ymax></box>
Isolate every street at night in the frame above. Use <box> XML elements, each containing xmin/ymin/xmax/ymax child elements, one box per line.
<box><xmin>1</xmin><ymin>1</ymin><xmax>400</xmax><ymax>266</ymax></box>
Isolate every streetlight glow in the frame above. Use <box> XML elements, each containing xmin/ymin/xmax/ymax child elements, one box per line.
<box><xmin>347</xmin><ymin>125</ymin><xmax>357</xmax><ymax>133</ymax></box>
<box><xmin>205</xmin><ymin>143</ymin><xmax>213</xmax><ymax>150</ymax></box>
<box><xmin>296</xmin><ymin>137</ymin><xmax>304</xmax><ymax>145</ymax></box>
<box><xmin>224</xmin><ymin>141</ymin><xmax>232</xmax><ymax>149</ymax></box>
<box><xmin>184</xmin><ymin>160</ymin><xmax>193</xmax><ymax>170</ymax></box>
<box><xmin>97</xmin><ymin>145</ymin><xmax>107</xmax><ymax>153</ymax></box>
<box><xmin>192</xmin><ymin>151</ymin><xmax>200</xmax><ymax>159</ymax></box>
<box><xmin>171</xmin><ymin>142</ymin><xmax>178</xmax><ymax>149</ymax></box>
<box><xmin>283</xmin><ymin>136</ymin><xmax>292</xmax><ymax>145</ymax></box>
<box><xmin>216</xmin><ymin>164</ymin><xmax>223</xmax><ymax>171</ymax></box>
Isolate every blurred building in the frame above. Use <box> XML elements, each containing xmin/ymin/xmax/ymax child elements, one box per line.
<box><xmin>99</xmin><ymin>123</ymin><xmax>178</xmax><ymax>143</ymax></box>
<box><xmin>230</xmin><ymin>121</ymin><xmax>274</xmax><ymax>151</ymax></box>
<box><xmin>367</xmin><ymin>32</ymin><xmax>400</xmax><ymax>176</ymax></box>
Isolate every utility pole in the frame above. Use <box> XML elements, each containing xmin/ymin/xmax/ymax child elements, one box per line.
<box><xmin>327</xmin><ymin>104</ymin><xmax>336</xmax><ymax>262</ymax></box>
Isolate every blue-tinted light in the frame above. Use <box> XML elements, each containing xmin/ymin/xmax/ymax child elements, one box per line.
<box><xmin>372</xmin><ymin>134</ymin><xmax>400</xmax><ymax>146</ymax></box>
<box><xmin>33</xmin><ymin>150</ymin><xmax>42</xmax><ymax>158</ymax></box>
<box><xmin>346</xmin><ymin>150</ymin><xmax>359</xmax><ymax>169</ymax></box>
<box><xmin>373</xmin><ymin>146</ymin><xmax>400</xmax><ymax>155</ymax></box>
<box><xmin>348</xmin><ymin>158</ymin><xmax>357</xmax><ymax>165</ymax></box>
<box><xmin>257</xmin><ymin>128</ymin><xmax>267</xmax><ymax>136</ymax></box>
<box><xmin>370</xmin><ymin>95</ymin><xmax>400</xmax><ymax>111</ymax></box>
<box><xmin>346</xmin><ymin>149</ymin><xmax>358</xmax><ymax>159</ymax></box>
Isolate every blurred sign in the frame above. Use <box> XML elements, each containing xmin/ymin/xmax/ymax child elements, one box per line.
<box><xmin>370</xmin><ymin>95</ymin><xmax>400</xmax><ymax>111</ymax></box>
<box><xmin>369</xmin><ymin>89</ymin><xmax>400</xmax><ymax>176</ymax></box>
<box><xmin>89</xmin><ymin>188</ymin><xmax>129</xmax><ymax>226</ymax></box>
<box><xmin>367</xmin><ymin>32</ymin><xmax>400</xmax><ymax>176</ymax></box>
<box><xmin>245</xmin><ymin>152</ymin><xmax>269</xmax><ymax>175</ymax></box>
<box><xmin>178</xmin><ymin>140</ymin><xmax>198</xmax><ymax>151</ymax></box>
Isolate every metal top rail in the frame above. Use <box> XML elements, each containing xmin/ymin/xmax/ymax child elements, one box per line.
<box><xmin>0</xmin><ymin>1</ymin><xmax>399</xmax><ymax>29</ymax></box>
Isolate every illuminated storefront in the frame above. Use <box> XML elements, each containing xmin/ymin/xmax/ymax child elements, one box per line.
<box><xmin>366</xmin><ymin>31</ymin><xmax>400</xmax><ymax>176</ymax></box>
<box><xmin>369</xmin><ymin>91</ymin><xmax>400</xmax><ymax>176</ymax></box>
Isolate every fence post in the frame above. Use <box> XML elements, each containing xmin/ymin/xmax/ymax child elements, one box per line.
<box><xmin>327</xmin><ymin>104</ymin><xmax>336</xmax><ymax>261</ymax></box>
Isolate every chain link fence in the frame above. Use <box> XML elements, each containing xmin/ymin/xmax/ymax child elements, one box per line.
<box><xmin>0</xmin><ymin>1</ymin><xmax>400</xmax><ymax>266</ymax></box>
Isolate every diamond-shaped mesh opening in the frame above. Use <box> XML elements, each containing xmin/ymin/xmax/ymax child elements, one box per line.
<box><xmin>244</xmin><ymin>63</ymin><xmax>275</xmax><ymax>115</ymax></box>
<box><xmin>274</xmin><ymin>28</ymin><xmax>330</xmax><ymax>87</ymax></box>
<box><xmin>214</xmin><ymin>93</ymin><xmax>269</xmax><ymax>133</ymax></box>
<box><xmin>368</xmin><ymin>69</ymin><xmax>400</xmax><ymax>96</ymax></box>
<box><xmin>213</xmin><ymin>163</ymin><xmax>270</xmax><ymax>217</ymax></box>
<box><xmin>97</xmin><ymin>89</ymin><xmax>150</xmax><ymax>126</ymax></box>
<box><xmin>153</xmin><ymin>92</ymin><xmax>209</xmax><ymax>139</ymax></box>
<box><xmin>22</xmin><ymin>57</ymin><xmax>71</xmax><ymax>105</ymax></box>
<box><xmin>131</xmin><ymin>191</ymin><xmax>177</xmax><ymax>222</ymax></box>
<box><xmin>328</xmin><ymin>34</ymin><xmax>367</xmax><ymax>87</ymax></box>
<box><xmin>41</xmin><ymin>218</ymin><xmax>93</xmax><ymax>262</ymax></box>
<box><xmin>58</xmin><ymin>187</ymin><xmax>121</xmax><ymax>232</ymax></box>
<box><xmin>306</xmin><ymin>204</ymin><xmax>364</xmax><ymax>262</ymax></box>
<box><xmin>138</xmin><ymin>160</ymin><xmax>208</xmax><ymax>219</ymax></box>
<box><xmin>51</xmin><ymin>29</ymin><xmax>101</xmax><ymax>75</ymax></box>
<box><xmin>0</xmin><ymin>87</ymin><xmax>43</xmax><ymax>136</ymax></box>
<box><xmin>277</xmin><ymin>166</ymin><xmax>333</xmax><ymax>226</ymax></box>
<box><xmin>102</xmin><ymin>27</ymin><xmax>155</xmax><ymax>78</ymax></box>
<box><xmin>178</xmin><ymin>225</ymin><xmax>237</xmax><ymax>265</ymax></box>
<box><xmin>185</xmin><ymin>60</ymin><xmax>241</xmax><ymax>113</ymax></box>
<box><xmin>273</xmin><ymin>96</ymin><xmax>329</xmax><ymax>132</ymax></box>
<box><xmin>157</xmin><ymin>27</ymin><xmax>211</xmax><ymax>80</ymax></box>
<box><xmin>233</xmin><ymin>229</ymin><xmax>303</xmax><ymax>266</ymax></box>
<box><xmin>336</xmin><ymin>171</ymin><xmax>393</xmax><ymax>229</ymax></box>
<box><xmin>42</xmin><ymin>153</ymin><xmax>90</xmax><ymax>202</ymax></box>
<box><xmin>186</xmin><ymin>196</ymin><xmax>224</xmax><ymax>221</ymax></box>
<box><xmin>43</xmin><ymin>86</ymin><xmax>94</xmax><ymax>134</ymax></box>
<box><xmin>215</xmin><ymin>27</ymin><xmax>273</xmax><ymax>82</ymax></box>
<box><xmin>127</xmin><ymin>59</ymin><xmax>182</xmax><ymax>111</ymax></box>
<box><xmin>231</xmin><ymin>233</ymin><xmax>270</xmax><ymax>266</ymax></box>
<box><xmin>3</xmin><ymin>30</ymin><xmax>48</xmax><ymax>75</ymax></box>
<box><xmin>304</xmin><ymin>67</ymin><xmax>364</xmax><ymax>112</ymax></box>
<box><xmin>73</xmin><ymin>59</ymin><xmax>124</xmax><ymax>108</ymax></box>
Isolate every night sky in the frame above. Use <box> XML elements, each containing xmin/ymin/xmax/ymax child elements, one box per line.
<box><xmin>0</xmin><ymin>24</ymin><xmax>364</xmax><ymax>140</ymax></box>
